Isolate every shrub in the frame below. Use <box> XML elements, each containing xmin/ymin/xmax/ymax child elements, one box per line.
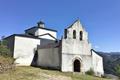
<box><xmin>0</xmin><ymin>39</ymin><xmax>14</xmax><ymax>63</ymax></box>
<box><xmin>0</xmin><ymin>39</ymin><xmax>12</xmax><ymax>56</ymax></box>
<box><xmin>85</xmin><ymin>68</ymin><xmax>94</xmax><ymax>75</ymax></box>
<box><xmin>0</xmin><ymin>45</ymin><xmax>11</xmax><ymax>57</ymax></box>
<box><xmin>0</xmin><ymin>56</ymin><xmax>14</xmax><ymax>64</ymax></box>
<box><xmin>115</xmin><ymin>64</ymin><xmax>120</xmax><ymax>77</ymax></box>
<box><xmin>0</xmin><ymin>39</ymin><xmax>15</xmax><ymax>73</ymax></box>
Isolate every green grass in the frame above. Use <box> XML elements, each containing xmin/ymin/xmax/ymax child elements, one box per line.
<box><xmin>0</xmin><ymin>66</ymin><xmax>112</xmax><ymax>80</ymax></box>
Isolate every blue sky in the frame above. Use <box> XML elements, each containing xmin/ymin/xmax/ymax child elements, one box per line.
<box><xmin>0</xmin><ymin>0</ymin><xmax>120</xmax><ymax>52</ymax></box>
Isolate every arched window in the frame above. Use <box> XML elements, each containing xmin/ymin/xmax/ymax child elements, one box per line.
<box><xmin>64</xmin><ymin>29</ymin><xmax>67</xmax><ymax>39</ymax></box>
<box><xmin>80</xmin><ymin>31</ymin><xmax>83</xmax><ymax>40</ymax></box>
<box><xmin>73</xmin><ymin>30</ymin><xmax>76</xmax><ymax>39</ymax></box>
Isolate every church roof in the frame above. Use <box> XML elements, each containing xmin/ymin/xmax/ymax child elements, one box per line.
<box><xmin>91</xmin><ymin>49</ymin><xmax>102</xmax><ymax>56</ymax></box>
<box><xmin>5</xmin><ymin>34</ymin><xmax>40</xmax><ymax>40</ymax></box>
<box><xmin>25</xmin><ymin>20</ymin><xmax>57</xmax><ymax>32</ymax></box>
<box><xmin>66</xmin><ymin>19</ymin><xmax>85</xmax><ymax>30</ymax></box>
<box><xmin>25</xmin><ymin>26</ymin><xmax>57</xmax><ymax>32</ymax></box>
<box><xmin>5</xmin><ymin>34</ymin><xmax>58</xmax><ymax>42</ymax></box>
<box><xmin>67</xmin><ymin>19</ymin><xmax>80</xmax><ymax>29</ymax></box>
<box><xmin>37</xmin><ymin>21</ymin><xmax>45</xmax><ymax>24</ymax></box>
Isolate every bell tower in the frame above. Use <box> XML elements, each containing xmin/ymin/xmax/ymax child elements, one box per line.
<box><xmin>37</xmin><ymin>21</ymin><xmax>45</xmax><ymax>28</ymax></box>
<box><xmin>61</xmin><ymin>20</ymin><xmax>92</xmax><ymax>72</ymax></box>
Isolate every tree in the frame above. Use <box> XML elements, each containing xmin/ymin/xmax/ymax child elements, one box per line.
<box><xmin>0</xmin><ymin>36</ymin><xmax>7</xmax><ymax>46</ymax></box>
<box><xmin>0</xmin><ymin>38</ymin><xmax>11</xmax><ymax>57</ymax></box>
<box><xmin>115</xmin><ymin>64</ymin><xmax>120</xmax><ymax>77</ymax></box>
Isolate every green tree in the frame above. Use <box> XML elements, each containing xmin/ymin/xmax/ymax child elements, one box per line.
<box><xmin>115</xmin><ymin>64</ymin><xmax>120</xmax><ymax>77</ymax></box>
<box><xmin>0</xmin><ymin>38</ymin><xmax>11</xmax><ymax>57</ymax></box>
<box><xmin>0</xmin><ymin>37</ymin><xmax>15</xmax><ymax>73</ymax></box>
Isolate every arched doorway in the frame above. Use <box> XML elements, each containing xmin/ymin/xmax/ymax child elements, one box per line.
<box><xmin>74</xmin><ymin>59</ymin><xmax>81</xmax><ymax>72</ymax></box>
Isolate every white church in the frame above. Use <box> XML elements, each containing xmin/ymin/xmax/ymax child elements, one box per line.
<box><xmin>5</xmin><ymin>19</ymin><xmax>104</xmax><ymax>76</ymax></box>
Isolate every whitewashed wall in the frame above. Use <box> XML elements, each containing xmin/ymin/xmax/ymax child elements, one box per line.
<box><xmin>62</xmin><ymin>39</ymin><xmax>91</xmax><ymax>55</ymax></box>
<box><xmin>36</xmin><ymin>29</ymin><xmax>57</xmax><ymax>39</ymax></box>
<box><xmin>81</xmin><ymin>55</ymin><xmax>92</xmax><ymax>72</ymax></box>
<box><xmin>14</xmin><ymin>36</ymin><xmax>40</xmax><ymax>66</ymax></box>
<box><xmin>62</xmin><ymin>20</ymin><xmax>91</xmax><ymax>55</ymax></box>
<box><xmin>64</xmin><ymin>21</ymin><xmax>88</xmax><ymax>41</ymax></box>
<box><xmin>37</xmin><ymin>48</ymin><xmax>60</xmax><ymax>69</ymax></box>
<box><xmin>92</xmin><ymin>51</ymin><xmax>104</xmax><ymax>76</ymax></box>
<box><xmin>39</xmin><ymin>34</ymin><xmax>56</xmax><ymax>40</ymax></box>
<box><xmin>61</xmin><ymin>54</ymin><xmax>92</xmax><ymax>72</ymax></box>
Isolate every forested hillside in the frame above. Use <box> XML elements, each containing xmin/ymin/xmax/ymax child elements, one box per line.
<box><xmin>99</xmin><ymin>52</ymin><xmax>120</xmax><ymax>77</ymax></box>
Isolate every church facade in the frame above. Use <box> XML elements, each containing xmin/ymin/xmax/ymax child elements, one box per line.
<box><xmin>5</xmin><ymin>20</ymin><xmax>104</xmax><ymax>76</ymax></box>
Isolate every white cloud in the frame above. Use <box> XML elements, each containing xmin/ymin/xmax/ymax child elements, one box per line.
<box><xmin>94</xmin><ymin>45</ymin><xmax>100</xmax><ymax>49</ymax></box>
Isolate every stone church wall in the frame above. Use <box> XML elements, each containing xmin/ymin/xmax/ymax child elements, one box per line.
<box><xmin>81</xmin><ymin>55</ymin><xmax>92</xmax><ymax>72</ymax></box>
<box><xmin>61</xmin><ymin>54</ymin><xmax>92</xmax><ymax>72</ymax></box>
<box><xmin>61</xmin><ymin>54</ymin><xmax>82</xmax><ymax>72</ymax></box>
<box><xmin>62</xmin><ymin>39</ymin><xmax>91</xmax><ymax>55</ymax></box>
<box><xmin>37</xmin><ymin>48</ymin><xmax>60</xmax><ymax>69</ymax></box>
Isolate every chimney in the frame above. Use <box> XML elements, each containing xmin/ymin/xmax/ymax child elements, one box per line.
<box><xmin>37</xmin><ymin>21</ymin><xmax>45</xmax><ymax>28</ymax></box>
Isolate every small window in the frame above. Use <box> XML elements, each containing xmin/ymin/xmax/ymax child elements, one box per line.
<box><xmin>28</xmin><ymin>33</ymin><xmax>34</xmax><ymax>36</ymax></box>
<box><xmin>80</xmin><ymin>31</ymin><xmax>83</xmax><ymax>40</ymax></box>
<box><xmin>73</xmin><ymin>30</ymin><xmax>76</xmax><ymax>39</ymax></box>
<box><xmin>64</xmin><ymin>29</ymin><xmax>67</xmax><ymax>39</ymax></box>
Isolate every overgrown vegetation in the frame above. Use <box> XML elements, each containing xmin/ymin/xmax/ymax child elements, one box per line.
<box><xmin>115</xmin><ymin>64</ymin><xmax>120</xmax><ymax>77</ymax></box>
<box><xmin>0</xmin><ymin>45</ymin><xmax>11</xmax><ymax>57</ymax></box>
<box><xmin>0</xmin><ymin>38</ymin><xmax>15</xmax><ymax>73</ymax></box>
<box><xmin>85</xmin><ymin>68</ymin><xmax>94</xmax><ymax>76</ymax></box>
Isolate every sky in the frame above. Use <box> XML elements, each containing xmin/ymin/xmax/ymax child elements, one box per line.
<box><xmin>0</xmin><ymin>0</ymin><xmax>120</xmax><ymax>52</ymax></box>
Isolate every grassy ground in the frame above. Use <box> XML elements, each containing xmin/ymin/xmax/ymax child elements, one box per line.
<box><xmin>0</xmin><ymin>66</ymin><xmax>112</xmax><ymax>80</ymax></box>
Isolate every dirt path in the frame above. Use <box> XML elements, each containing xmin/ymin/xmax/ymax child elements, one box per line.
<box><xmin>39</xmin><ymin>73</ymin><xmax>72</xmax><ymax>80</ymax></box>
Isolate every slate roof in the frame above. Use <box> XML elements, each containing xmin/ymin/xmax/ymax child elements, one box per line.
<box><xmin>5</xmin><ymin>34</ymin><xmax>40</xmax><ymax>40</ymax></box>
<box><xmin>25</xmin><ymin>26</ymin><xmax>57</xmax><ymax>32</ymax></box>
<box><xmin>5</xmin><ymin>33</ymin><xmax>58</xmax><ymax>42</ymax></box>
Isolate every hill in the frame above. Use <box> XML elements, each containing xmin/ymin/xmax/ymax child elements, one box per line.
<box><xmin>0</xmin><ymin>66</ymin><xmax>111</xmax><ymax>80</ymax></box>
<box><xmin>98</xmin><ymin>52</ymin><xmax>120</xmax><ymax>76</ymax></box>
